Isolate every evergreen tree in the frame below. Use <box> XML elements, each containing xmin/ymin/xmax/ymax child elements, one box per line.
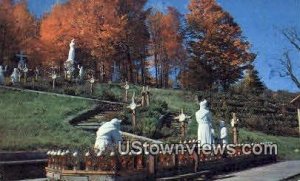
<box><xmin>242</xmin><ymin>65</ymin><xmax>266</xmax><ymax>94</ymax></box>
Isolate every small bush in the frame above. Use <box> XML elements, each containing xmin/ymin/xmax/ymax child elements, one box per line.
<box><xmin>64</xmin><ymin>87</ymin><xmax>76</xmax><ymax>95</ymax></box>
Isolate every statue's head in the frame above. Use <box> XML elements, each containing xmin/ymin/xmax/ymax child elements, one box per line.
<box><xmin>199</xmin><ymin>99</ymin><xmax>208</xmax><ymax>108</ymax></box>
<box><xmin>110</xmin><ymin>118</ymin><xmax>122</xmax><ymax>130</ymax></box>
<box><xmin>220</xmin><ymin>120</ymin><xmax>225</xmax><ymax>127</ymax></box>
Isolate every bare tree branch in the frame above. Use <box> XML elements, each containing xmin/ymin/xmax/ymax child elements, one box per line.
<box><xmin>279</xmin><ymin>29</ymin><xmax>300</xmax><ymax>89</ymax></box>
<box><xmin>280</xmin><ymin>51</ymin><xmax>300</xmax><ymax>89</ymax></box>
<box><xmin>282</xmin><ymin>28</ymin><xmax>300</xmax><ymax>52</ymax></box>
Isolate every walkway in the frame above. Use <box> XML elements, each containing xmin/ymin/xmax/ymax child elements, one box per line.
<box><xmin>215</xmin><ymin>160</ymin><xmax>300</xmax><ymax>181</ymax></box>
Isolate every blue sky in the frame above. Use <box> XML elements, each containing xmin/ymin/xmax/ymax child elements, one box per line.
<box><xmin>27</xmin><ymin>0</ymin><xmax>300</xmax><ymax>92</ymax></box>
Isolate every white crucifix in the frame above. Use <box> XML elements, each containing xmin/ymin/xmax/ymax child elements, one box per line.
<box><xmin>50</xmin><ymin>71</ymin><xmax>60</xmax><ymax>90</ymax></box>
<box><xmin>127</xmin><ymin>92</ymin><xmax>141</xmax><ymax>128</ymax></box>
<box><xmin>16</xmin><ymin>51</ymin><xmax>28</xmax><ymax>70</ymax></box>
<box><xmin>123</xmin><ymin>81</ymin><xmax>130</xmax><ymax>102</ymax></box>
<box><xmin>174</xmin><ymin>109</ymin><xmax>191</xmax><ymax>139</ymax></box>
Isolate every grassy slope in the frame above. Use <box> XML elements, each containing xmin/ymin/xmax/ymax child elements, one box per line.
<box><xmin>0</xmin><ymin>84</ymin><xmax>299</xmax><ymax>160</ymax></box>
<box><xmin>150</xmin><ymin>88</ymin><xmax>300</xmax><ymax>160</ymax></box>
<box><xmin>0</xmin><ymin>89</ymin><xmax>94</xmax><ymax>151</ymax></box>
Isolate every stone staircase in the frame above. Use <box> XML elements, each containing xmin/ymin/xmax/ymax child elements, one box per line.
<box><xmin>74</xmin><ymin>111</ymin><xmax>121</xmax><ymax>132</ymax></box>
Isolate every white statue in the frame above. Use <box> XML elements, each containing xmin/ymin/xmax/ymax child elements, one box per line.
<box><xmin>78</xmin><ymin>65</ymin><xmax>84</xmax><ymax>80</ymax></box>
<box><xmin>94</xmin><ymin>118</ymin><xmax>122</xmax><ymax>154</ymax></box>
<box><xmin>219</xmin><ymin>120</ymin><xmax>228</xmax><ymax>144</ymax></box>
<box><xmin>67</xmin><ymin>39</ymin><xmax>75</xmax><ymax>64</ymax></box>
<box><xmin>196</xmin><ymin>99</ymin><xmax>213</xmax><ymax>146</ymax></box>
<box><xmin>64</xmin><ymin>39</ymin><xmax>76</xmax><ymax>79</ymax></box>
<box><xmin>0</xmin><ymin>65</ymin><xmax>7</xmax><ymax>85</ymax></box>
<box><xmin>11</xmin><ymin>68</ymin><xmax>20</xmax><ymax>84</ymax></box>
<box><xmin>211</xmin><ymin>128</ymin><xmax>215</xmax><ymax>144</ymax></box>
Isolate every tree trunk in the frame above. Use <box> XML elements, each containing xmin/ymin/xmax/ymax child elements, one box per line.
<box><xmin>127</xmin><ymin>49</ymin><xmax>134</xmax><ymax>83</ymax></box>
<box><xmin>140</xmin><ymin>53</ymin><xmax>145</xmax><ymax>85</ymax></box>
<box><xmin>154</xmin><ymin>52</ymin><xmax>159</xmax><ymax>87</ymax></box>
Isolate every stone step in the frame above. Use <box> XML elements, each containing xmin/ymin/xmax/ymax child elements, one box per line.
<box><xmin>75</xmin><ymin>125</ymin><xmax>99</xmax><ymax>131</ymax></box>
<box><xmin>77</xmin><ymin>122</ymin><xmax>104</xmax><ymax>127</ymax></box>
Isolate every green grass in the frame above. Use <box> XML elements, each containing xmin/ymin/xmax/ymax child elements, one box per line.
<box><xmin>239</xmin><ymin>129</ymin><xmax>300</xmax><ymax>160</ymax></box>
<box><xmin>0</xmin><ymin>89</ymin><xmax>94</xmax><ymax>151</ymax></box>
<box><xmin>149</xmin><ymin>88</ymin><xmax>300</xmax><ymax>160</ymax></box>
<box><xmin>0</xmin><ymin>84</ymin><xmax>299</xmax><ymax>160</ymax></box>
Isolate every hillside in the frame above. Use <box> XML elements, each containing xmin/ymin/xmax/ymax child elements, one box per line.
<box><xmin>0</xmin><ymin>84</ymin><xmax>299</xmax><ymax>159</ymax></box>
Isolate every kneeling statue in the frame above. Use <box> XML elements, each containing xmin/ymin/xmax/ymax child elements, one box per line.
<box><xmin>94</xmin><ymin>118</ymin><xmax>122</xmax><ymax>154</ymax></box>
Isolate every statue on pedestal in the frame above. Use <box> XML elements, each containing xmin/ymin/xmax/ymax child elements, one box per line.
<box><xmin>64</xmin><ymin>39</ymin><xmax>76</xmax><ymax>80</ymax></box>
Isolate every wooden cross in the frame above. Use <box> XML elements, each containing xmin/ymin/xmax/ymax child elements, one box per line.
<box><xmin>50</xmin><ymin>71</ymin><xmax>60</xmax><ymax>90</ymax></box>
<box><xmin>127</xmin><ymin>92</ymin><xmax>141</xmax><ymax>128</ymax></box>
<box><xmin>34</xmin><ymin>67</ymin><xmax>39</xmax><ymax>81</ymax></box>
<box><xmin>89</xmin><ymin>75</ymin><xmax>98</xmax><ymax>94</ymax></box>
<box><xmin>174</xmin><ymin>109</ymin><xmax>191</xmax><ymax>139</ymax></box>
<box><xmin>23</xmin><ymin>64</ymin><xmax>29</xmax><ymax>84</ymax></box>
<box><xmin>146</xmin><ymin>86</ymin><xmax>150</xmax><ymax>107</ymax></box>
<box><xmin>231</xmin><ymin>113</ymin><xmax>239</xmax><ymax>145</ymax></box>
<box><xmin>123</xmin><ymin>81</ymin><xmax>130</xmax><ymax>102</ymax></box>
<box><xmin>141</xmin><ymin>86</ymin><xmax>147</xmax><ymax>107</ymax></box>
<box><xmin>18</xmin><ymin>71</ymin><xmax>22</xmax><ymax>83</ymax></box>
<box><xmin>290</xmin><ymin>95</ymin><xmax>300</xmax><ymax>138</ymax></box>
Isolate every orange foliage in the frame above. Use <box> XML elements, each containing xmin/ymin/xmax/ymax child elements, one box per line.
<box><xmin>185</xmin><ymin>0</ymin><xmax>255</xmax><ymax>90</ymax></box>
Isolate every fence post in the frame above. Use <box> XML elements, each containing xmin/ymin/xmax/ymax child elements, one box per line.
<box><xmin>148</xmin><ymin>155</ymin><xmax>157</xmax><ymax>176</ymax></box>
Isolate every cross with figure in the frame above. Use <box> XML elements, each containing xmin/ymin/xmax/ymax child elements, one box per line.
<box><xmin>127</xmin><ymin>92</ymin><xmax>141</xmax><ymax>128</ymax></box>
<box><xmin>50</xmin><ymin>71</ymin><xmax>60</xmax><ymax>90</ymax></box>
<box><xmin>16</xmin><ymin>51</ymin><xmax>28</xmax><ymax>70</ymax></box>
<box><xmin>89</xmin><ymin>75</ymin><xmax>98</xmax><ymax>94</ymax></box>
<box><xmin>123</xmin><ymin>81</ymin><xmax>130</xmax><ymax>102</ymax></box>
<box><xmin>174</xmin><ymin>109</ymin><xmax>191</xmax><ymax>139</ymax></box>
<box><xmin>231</xmin><ymin>113</ymin><xmax>239</xmax><ymax>145</ymax></box>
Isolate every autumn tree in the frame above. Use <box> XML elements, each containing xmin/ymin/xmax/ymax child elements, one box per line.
<box><xmin>0</xmin><ymin>0</ymin><xmax>37</xmax><ymax>66</ymax></box>
<box><xmin>148</xmin><ymin>7</ymin><xmax>185</xmax><ymax>88</ymax></box>
<box><xmin>114</xmin><ymin>0</ymin><xmax>150</xmax><ymax>84</ymax></box>
<box><xmin>40</xmin><ymin>0</ymin><xmax>122</xmax><ymax>67</ymax></box>
<box><xmin>148</xmin><ymin>10</ymin><xmax>163</xmax><ymax>87</ymax></box>
<box><xmin>0</xmin><ymin>0</ymin><xmax>14</xmax><ymax>64</ymax></box>
<box><xmin>185</xmin><ymin>0</ymin><xmax>255</xmax><ymax>90</ymax></box>
<box><xmin>40</xmin><ymin>0</ymin><xmax>150</xmax><ymax>83</ymax></box>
